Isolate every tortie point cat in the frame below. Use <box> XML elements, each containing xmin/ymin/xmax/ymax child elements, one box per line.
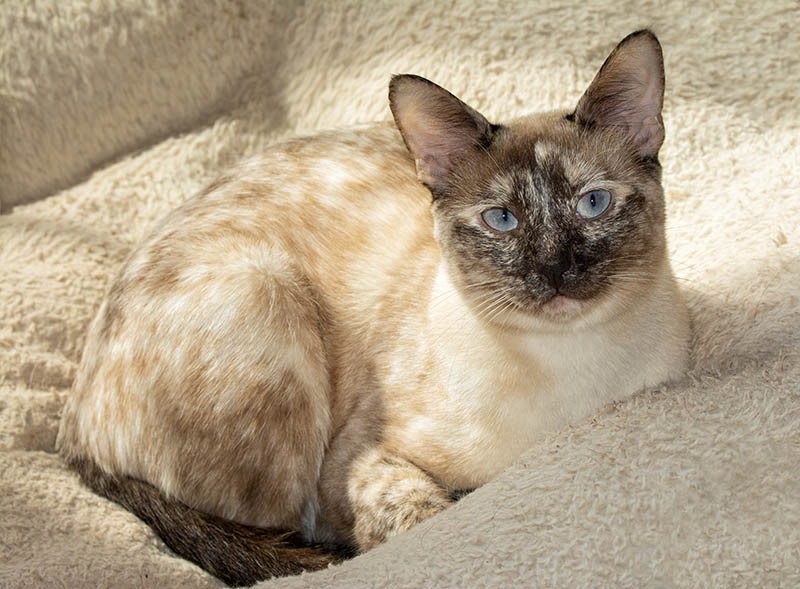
<box><xmin>58</xmin><ymin>30</ymin><xmax>689</xmax><ymax>586</ymax></box>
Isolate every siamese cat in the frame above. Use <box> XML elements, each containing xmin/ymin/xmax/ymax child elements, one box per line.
<box><xmin>58</xmin><ymin>30</ymin><xmax>689</xmax><ymax>586</ymax></box>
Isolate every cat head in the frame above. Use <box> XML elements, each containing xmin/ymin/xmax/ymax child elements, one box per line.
<box><xmin>390</xmin><ymin>30</ymin><xmax>669</xmax><ymax>329</ymax></box>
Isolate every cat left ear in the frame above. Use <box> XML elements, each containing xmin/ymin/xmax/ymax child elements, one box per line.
<box><xmin>389</xmin><ymin>74</ymin><xmax>494</xmax><ymax>194</ymax></box>
<box><xmin>573</xmin><ymin>30</ymin><xmax>666</xmax><ymax>159</ymax></box>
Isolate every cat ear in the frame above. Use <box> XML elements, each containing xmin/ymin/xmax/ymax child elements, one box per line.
<box><xmin>389</xmin><ymin>74</ymin><xmax>494</xmax><ymax>193</ymax></box>
<box><xmin>573</xmin><ymin>30</ymin><xmax>665</xmax><ymax>159</ymax></box>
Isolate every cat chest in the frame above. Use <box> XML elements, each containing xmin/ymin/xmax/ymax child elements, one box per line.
<box><xmin>394</xmin><ymin>331</ymin><xmax>638</xmax><ymax>489</ymax></box>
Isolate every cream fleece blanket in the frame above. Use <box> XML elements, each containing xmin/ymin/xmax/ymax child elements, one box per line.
<box><xmin>1</xmin><ymin>1</ymin><xmax>798</xmax><ymax>587</ymax></box>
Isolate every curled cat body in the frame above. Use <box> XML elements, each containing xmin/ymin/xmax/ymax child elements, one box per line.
<box><xmin>58</xmin><ymin>30</ymin><xmax>689</xmax><ymax>586</ymax></box>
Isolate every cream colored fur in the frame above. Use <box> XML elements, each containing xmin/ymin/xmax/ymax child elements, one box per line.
<box><xmin>1</xmin><ymin>1</ymin><xmax>798</xmax><ymax>587</ymax></box>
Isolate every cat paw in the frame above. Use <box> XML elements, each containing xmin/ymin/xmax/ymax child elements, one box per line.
<box><xmin>348</xmin><ymin>450</ymin><xmax>451</xmax><ymax>550</ymax></box>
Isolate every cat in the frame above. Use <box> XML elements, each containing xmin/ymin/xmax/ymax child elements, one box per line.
<box><xmin>57</xmin><ymin>29</ymin><xmax>690</xmax><ymax>587</ymax></box>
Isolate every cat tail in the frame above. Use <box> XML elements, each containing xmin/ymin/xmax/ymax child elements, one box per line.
<box><xmin>67</xmin><ymin>456</ymin><xmax>342</xmax><ymax>587</ymax></box>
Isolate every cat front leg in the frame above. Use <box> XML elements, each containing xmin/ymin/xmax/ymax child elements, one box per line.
<box><xmin>344</xmin><ymin>446</ymin><xmax>452</xmax><ymax>550</ymax></box>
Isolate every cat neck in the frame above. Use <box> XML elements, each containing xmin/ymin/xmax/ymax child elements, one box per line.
<box><xmin>424</xmin><ymin>258</ymin><xmax>688</xmax><ymax>434</ymax></box>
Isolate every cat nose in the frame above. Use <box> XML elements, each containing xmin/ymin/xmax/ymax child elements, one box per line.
<box><xmin>540</xmin><ymin>258</ymin><xmax>570</xmax><ymax>290</ymax></box>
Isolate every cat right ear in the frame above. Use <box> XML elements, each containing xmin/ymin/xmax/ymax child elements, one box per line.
<box><xmin>389</xmin><ymin>75</ymin><xmax>494</xmax><ymax>195</ymax></box>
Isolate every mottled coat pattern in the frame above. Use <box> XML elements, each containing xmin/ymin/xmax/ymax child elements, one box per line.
<box><xmin>58</xmin><ymin>31</ymin><xmax>689</xmax><ymax>587</ymax></box>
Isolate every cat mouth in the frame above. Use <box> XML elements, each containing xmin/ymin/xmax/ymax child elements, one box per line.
<box><xmin>466</xmin><ymin>280</ymin><xmax>598</xmax><ymax>326</ymax></box>
<box><xmin>539</xmin><ymin>294</ymin><xmax>585</xmax><ymax>318</ymax></box>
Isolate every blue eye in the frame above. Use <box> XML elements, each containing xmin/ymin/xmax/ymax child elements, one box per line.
<box><xmin>576</xmin><ymin>189</ymin><xmax>612</xmax><ymax>219</ymax></box>
<box><xmin>482</xmin><ymin>208</ymin><xmax>518</xmax><ymax>232</ymax></box>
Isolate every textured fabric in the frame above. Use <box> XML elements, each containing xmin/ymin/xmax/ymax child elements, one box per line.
<box><xmin>1</xmin><ymin>1</ymin><xmax>798</xmax><ymax>587</ymax></box>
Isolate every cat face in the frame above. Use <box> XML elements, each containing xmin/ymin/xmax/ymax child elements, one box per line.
<box><xmin>390</xmin><ymin>30</ymin><xmax>668</xmax><ymax>328</ymax></box>
<box><xmin>431</xmin><ymin>116</ymin><xmax>667</xmax><ymax>327</ymax></box>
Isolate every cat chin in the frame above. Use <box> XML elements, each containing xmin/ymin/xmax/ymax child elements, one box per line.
<box><xmin>532</xmin><ymin>296</ymin><xmax>597</xmax><ymax>329</ymax></box>
<box><xmin>540</xmin><ymin>295</ymin><xmax>584</xmax><ymax>317</ymax></box>
<box><xmin>496</xmin><ymin>289</ymin><xmax>625</xmax><ymax>332</ymax></box>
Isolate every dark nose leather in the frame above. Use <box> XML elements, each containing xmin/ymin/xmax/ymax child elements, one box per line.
<box><xmin>540</xmin><ymin>258</ymin><xmax>570</xmax><ymax>290</ymax></box>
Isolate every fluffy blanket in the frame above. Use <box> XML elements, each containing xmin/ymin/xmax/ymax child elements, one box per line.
<box><xmin>2</xmin><ymin>1</ymin><xmax>798</xmax><ymax>586</ymax></box>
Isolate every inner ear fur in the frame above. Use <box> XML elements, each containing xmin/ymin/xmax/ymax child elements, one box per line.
<box><xmin>389</xmin><ymin>74</ymin><xmax>494</xmax><ymax>194</ymax></box>
<box><xmin>574</xmin><ymin>30</ymin><xmax>666</xmax><ymax>159</ymax></box>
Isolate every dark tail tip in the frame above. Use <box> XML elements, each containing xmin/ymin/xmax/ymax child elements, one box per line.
<box><xmin>67</xmin><ymin>456</ymin><xmax>344</xmax><ymax>587</ymax></box>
